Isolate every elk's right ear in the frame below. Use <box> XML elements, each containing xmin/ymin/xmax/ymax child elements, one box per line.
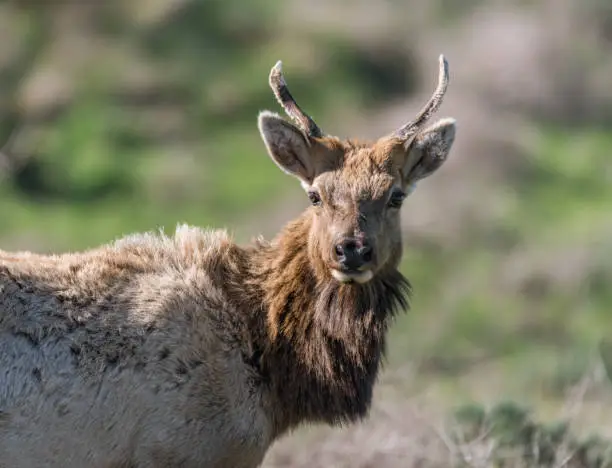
<box><xmin>258</xmin><ymin>111</ymin><xmax>315</xmax><ymax>183</ymax></box>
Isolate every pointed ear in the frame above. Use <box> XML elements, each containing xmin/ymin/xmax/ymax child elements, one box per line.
<box><xmin>258</xmin><ymin>111</ymin><xmax>316</xmax><ymax>184</ymax></box>
<box><xmin>401</xmin><ymin>118</ymin><xmax>456</xmax><ymax>185</ymax></box>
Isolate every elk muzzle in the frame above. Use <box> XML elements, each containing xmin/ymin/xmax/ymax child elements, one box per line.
<box><xmin>331</xmin><ymin>236</ymin><xmax>375</xmax><ymax>284</ymax></box>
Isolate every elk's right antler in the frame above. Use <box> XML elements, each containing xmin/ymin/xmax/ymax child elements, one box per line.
<box><xmin>268</xmin><ymin>61</ymin><xmax>324</xmax><ymax>138</ymax></box>
<box><xmin>393</xmin><ymin>54</ymin><xmax>450</xmax><ymax>139</ymax></box>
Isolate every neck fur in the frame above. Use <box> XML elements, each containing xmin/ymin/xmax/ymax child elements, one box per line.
<box><xmin>231</xmin><ymin>211</ymin><xmax>411</xmax><ymax>434</ymax></box>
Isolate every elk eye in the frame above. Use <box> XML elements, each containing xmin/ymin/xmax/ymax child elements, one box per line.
<box><xmin>387</xmin><ymin>190</ymin><xmax>406</xmax><ymax>208</ymax></box>
<box><xmin>308</xmin><ymin>190</ymin><xmax>322</xmax><ymax>206</ymax></box>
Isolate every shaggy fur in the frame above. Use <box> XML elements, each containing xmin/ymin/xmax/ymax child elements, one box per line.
<box><xmin>0</xmin><ymin>60</ymin><xmax>455</xmax><ymax>467</ymax></box>
<box><xmin>0</xmin><ymin>218</ymin><xmax>409</xmax><ymax>467</ymax></box>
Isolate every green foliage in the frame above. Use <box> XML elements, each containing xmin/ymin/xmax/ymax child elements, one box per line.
<box><xmin>598</xmin><ymin>340</ymin><xmax>612</xmax><ymax>385</ymax></box>
<box><xmin>514</xmin><ymin>126</ymin><xmax>612</xmax><ymax>242</ymax></box>
<box><xmin>14</xmin><ymin>99</ymin><xmax>134</xmax><ymax>201</ymax></box>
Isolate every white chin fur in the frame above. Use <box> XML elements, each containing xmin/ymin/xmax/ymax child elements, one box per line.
<box><xmin>331</xmin><ymin>269</ymin><xmax>374</xmax><ymax>284</ymax></box>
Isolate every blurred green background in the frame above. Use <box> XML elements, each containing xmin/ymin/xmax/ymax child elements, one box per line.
<box><xmin>1</xmin><ymin>0</ymin><xmax>612</xmax><ymax>465</ymax></box>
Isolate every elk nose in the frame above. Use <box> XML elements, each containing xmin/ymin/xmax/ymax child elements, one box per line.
<box><xmin>334</xmin><ymin>238</ymin><xmax>373</xmax><ymax>270</ymax></box>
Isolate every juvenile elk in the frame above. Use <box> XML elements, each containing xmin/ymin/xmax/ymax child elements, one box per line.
<box><xmin>0</xmin><ymin>56</ymin><xmax>456</xmax><ymax>467</ymax></box>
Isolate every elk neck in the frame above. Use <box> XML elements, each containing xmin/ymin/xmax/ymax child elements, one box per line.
<box><xmin>228</xmin><ymin>209</ymin><xmax>411</xmax><ymax>435</ymax></box>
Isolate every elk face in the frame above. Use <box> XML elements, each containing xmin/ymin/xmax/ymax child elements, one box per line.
<box><xmin>258</xmin><ymin>56</ymin><xmax>456</xmax><ymax>284</ymax></box>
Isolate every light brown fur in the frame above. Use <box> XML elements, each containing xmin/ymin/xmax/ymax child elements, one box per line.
<box><xmin>0</xmin><ymin>58</ymin><xmax>456</xmax><ymax>467</ymax></box>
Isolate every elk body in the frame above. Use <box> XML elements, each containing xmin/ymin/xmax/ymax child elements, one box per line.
<box><xmin>0</xmin><ymin>56</ymin><xmax>456</xmax><ymax>468</ymax></box>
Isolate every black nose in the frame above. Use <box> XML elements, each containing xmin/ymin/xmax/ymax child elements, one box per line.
<box><xmin>334</xmin><ymin>238</ymin><xmax>373</xmax><ymax>270</ymax></box>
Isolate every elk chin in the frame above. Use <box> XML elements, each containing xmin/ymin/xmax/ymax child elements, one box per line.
<box><xmin>331</xmin><ymin>269</ymin><xmax>374</xmax><ymax>284</ymax></box>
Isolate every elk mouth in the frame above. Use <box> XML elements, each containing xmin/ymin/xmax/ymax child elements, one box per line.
<box><xmin>331</xmin><ymin>268</ymin><xmax>374</xmax><ymax>284</ymax></box>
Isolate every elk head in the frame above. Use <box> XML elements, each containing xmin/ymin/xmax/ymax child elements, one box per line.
<box><xmin>258</xmin><ymin>55</ymin><xmax>456</xmax><ymax>284</ymax></box>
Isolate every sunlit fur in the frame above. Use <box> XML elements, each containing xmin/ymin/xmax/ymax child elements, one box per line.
<box><xmin>0</xmin><ymin>214</ymin><xmax>410</xmax><ymax>467</ymax></box>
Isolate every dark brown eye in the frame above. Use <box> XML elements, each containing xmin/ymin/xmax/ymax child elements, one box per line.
<box><xmin>308</xmin><ymin>190</ymin><xmax>322</xmax><ymax>206</ymax></box>
<box><xmin>387</xmin><ymin>191</ymin><xmax>406</xmax><ymax>209</ymax></box>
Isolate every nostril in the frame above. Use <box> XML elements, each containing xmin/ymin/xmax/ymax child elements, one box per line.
<box><xmin>343</xmin><ymin>240</ymin><xmax>357</xmax><ymax>252</ymax></box>
<box><xmin>361</xmin><ymin>246</ymin><xmax>373</xmax><ymax>263</ymax></box>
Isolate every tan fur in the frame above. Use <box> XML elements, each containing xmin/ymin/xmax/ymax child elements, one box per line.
<box><xmin>0</xmin><ymin>60</ymin><xmax>456</xmax><ymax>467</ymax></box>
<box><xmin>0</xmin><ymin>227</ymin><xmax>273</xmax><ymax>467</ymax></box>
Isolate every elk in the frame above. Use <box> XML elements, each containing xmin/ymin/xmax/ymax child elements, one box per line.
<box><xmin>0</xmin><ymin>55</ymin><xmax>456</xmax><ymax>467</ymax></box>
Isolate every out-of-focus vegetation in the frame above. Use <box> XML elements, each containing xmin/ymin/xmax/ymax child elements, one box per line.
<box><xmin>1</xmin><ymin>0</ymin><xmax>612</xmax><ymax>465</ymax></box>
<box><xmin>447</xmin><ymin>400</ymin><xmax>612</xmax><ymax>467</ymax></box>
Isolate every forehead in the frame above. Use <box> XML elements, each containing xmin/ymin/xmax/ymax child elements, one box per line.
<box><xmin>314</xmin><ymin>138</ymin><xmax>399</xmax><ymax>199</ymax></box>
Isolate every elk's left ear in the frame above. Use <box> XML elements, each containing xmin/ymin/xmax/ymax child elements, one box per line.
<box><xmin>401</xmin><ymin>118</ymin><xmax>456</xmax><ymax>185</ymax></box>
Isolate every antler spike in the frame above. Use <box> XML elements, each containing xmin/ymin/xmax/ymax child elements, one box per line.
<box><xmin>394</xmin><ymin>54</ymin><xmax>450</xmax><ymax>139</ymax></box>
<box><xmin>269</xmin><ymin>61</ymin><xmax>324</xmax><ymax>138</ymax></box>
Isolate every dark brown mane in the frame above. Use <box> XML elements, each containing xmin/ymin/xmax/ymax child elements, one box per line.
<box><xmin>223</xmin><ymin>211</ymin><xmax>411</xmax><ymax>435</ymax></box>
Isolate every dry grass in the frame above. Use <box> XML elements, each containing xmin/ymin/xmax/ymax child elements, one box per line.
<box><xmin>263</xmin><ymin>397</ymin><xmax>452</xmax><ymax>468</ymax></box>
<box><xmin>263</xmin><ymin>366</ymin><xmax>612</xmax><ymax>467</ymax></box>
